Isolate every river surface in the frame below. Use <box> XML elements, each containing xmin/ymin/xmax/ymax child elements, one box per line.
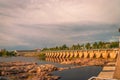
<box><xmin>0</xmin><ymin>56</ymin><xmax>103</xmax><ymax>80</ymax></box>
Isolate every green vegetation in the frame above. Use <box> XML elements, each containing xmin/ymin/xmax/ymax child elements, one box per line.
<box><xmin>42</xmin><ymin>41</ymin><xmax>119</xmax><ymax>51</ymax></box>
<box><xmin>0</xmin><ymin>49</ymin><xmax>16</xmax><ymax>57</ymax></box>
<box><xmin>38</xmin><ymin>53</ymin><xmax>46</xmax><ymax>60</ymax></box>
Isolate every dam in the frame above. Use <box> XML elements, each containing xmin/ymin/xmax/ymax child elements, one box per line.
<box><xmin>45</xmin><ymin>48</ymin><xmax>120</xmax><ymax>80</ymax></box>
<box><xmin>44</xmin><ymin>49</ymin><xmax>118</xmax><ymax>59</ymax></box>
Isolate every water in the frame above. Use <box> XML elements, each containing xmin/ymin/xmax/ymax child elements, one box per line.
<box><xmin>0</xmin><ymin>56</ymin><xmax>74</xmax><ymax>67</ymax></box>
<box><xmin>53</xmin><ymin>66</ymin><xmax>102</xmax><ymax>80</ymax></box>
<box><xmin>0</xmin><ymin>57</ymin><xmax>103</xmax><ymax>80</ymax></box>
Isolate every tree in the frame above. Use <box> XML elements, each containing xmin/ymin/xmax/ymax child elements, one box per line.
<box><xmin>55</xmin><ymin>46</ymin><xmax>59</xmax><ymax>50</ymax></box>
<box><xmin>98</xmin><ymin>41</ymin><xmax>104</xmax><ymax>49</ymax></box>
<box><xmin>80</xmin><ymin>44</ymin><xmax>84</xmax><ymax>49</ymax></box>
<box><xmin>76</xmin><ymin>44</ymin><xmax>81</xmax><ymax>50</ymax></box>
<box><xmin>92</xmin><ymin>42</ymin><xmax>98</xmax><ymax>49</ymax></box>
<box><xmin>71</xmin><ymin>44</ymin><xmax>76</xmax><ymax>50</ymax></box>
<box><xmin>0</xmin><ymin>49</ymin><xmax>16</xmax><ymax>56</ymax></box>
<box><xmin>42</xmin><ymin>47</ymin><xmax>49</xmax><ymax>51</ymax></box>
<box><xmin>110</xmin><ymin>42</ymin><xmax>119</xmax><ymax>48</ymax></box>
<box><xmin>61</xmin><ymin>44</ymin><xmax>68</xmax><ymax>50</ymax></box>
<box><xmin>85</xmin><ymin>43</ymin><xmax>91</xmax><ymax>49</ymax></box>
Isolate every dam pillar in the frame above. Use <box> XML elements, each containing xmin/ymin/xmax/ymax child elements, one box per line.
<box><xmin>78</xmin><ymin>50</ymin><xmax>83</xmax><ymax>58</ymax></box>
<box><xmin>109</xmin><ymin>49</ymin><xmax>118</xmax><ymax>59</ymax></box>
<box><xmin>62</xmin><ymin>51</ymin><xmax>66</xmax><ymax>58</ymax></box>
<box><xmin>70</xmin><ymin>51</ymin><xmax>74</xmax><ymax>58</ymax></box>
<box><xmin>74</xmin><ymin>50</ymin><xmax>79</xmax><ymax>58</ymax></box>
<box><xmin>66</xmin><ymin>51</ymin><xmax>70</xmax><ymax>58</ymax></box>
<box><xmin>59</xmin><ymin>51</ymin><xmax>62</xmax><ymax>58</ymax></box>
<box><xmin>102</xmin><ymin>50</ymin><xmax>108</xmax><ymax>59</ymax></box>
<box><xmin>83</xmin><ymin>50</ymin><xmax>89</xmax><ymax>58</ymax></box>
<box><xmin>89</xmin><ymin>50</ymin><xmax>95</xmax><ymax>58</ymax></box>
<box><xmin>95</xmin><ymin>50</ymin><xmax>102</xmax><ymax>58</ymax></box>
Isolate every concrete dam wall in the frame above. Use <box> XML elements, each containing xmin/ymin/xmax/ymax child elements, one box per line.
<box><xmin>45</xmin><ymin>49</ymin><xmax>119</xmax><ymax>59</ymax></box>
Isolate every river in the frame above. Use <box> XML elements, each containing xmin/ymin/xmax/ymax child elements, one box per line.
<box><xmin>0</xmin><ymin>56</ymin><xmax>103</xmax><ymax>80</ymax></box>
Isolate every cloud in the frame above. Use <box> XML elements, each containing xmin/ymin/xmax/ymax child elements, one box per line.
<box><xmin>1</xmin><ymin>0</ymin><xmax>120</xmax><ymax>24</ymax></box>
<box><xmin>0</xmin><ymin>0</ymin><xmax>120</xmax><ymax>50</ymax></box>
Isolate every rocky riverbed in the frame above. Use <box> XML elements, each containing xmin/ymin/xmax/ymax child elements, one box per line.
<box><xmin>0</xmin><ymin>58</ymin><xmax>112</xmax><ymax>80</ymax></box>
<box><xmin>0</xmin><ymin>62</ymin><xmax>60</xmax><ymax>80</ymax></box>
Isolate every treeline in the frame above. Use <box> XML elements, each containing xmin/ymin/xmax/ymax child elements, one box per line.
<box><xmin>0</xmin><ymin>49</ymin><xmax>16</xmax><ymax>57</ymax></box>
<box><xmin>42</xmin><ymin>41</ymin><xmax>119</xmax><ymax>51</ymax></box>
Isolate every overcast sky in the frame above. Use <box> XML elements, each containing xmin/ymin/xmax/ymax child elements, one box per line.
<box><xmin>0</xmin><ymin>0</ymin><xmax>120</xmax><ymax>50</ymax></box>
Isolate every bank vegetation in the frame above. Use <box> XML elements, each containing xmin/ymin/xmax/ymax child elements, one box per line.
<box><xmin>0</xmin><ymin>49</ymin><xmax>16</xmax><ymax>57</ymax></box>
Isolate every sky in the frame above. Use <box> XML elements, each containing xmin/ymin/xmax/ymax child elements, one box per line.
<box><xmin>0</xmin><ymin>0</ymin><xmax>120</xmax><ymax>50</ymax></box>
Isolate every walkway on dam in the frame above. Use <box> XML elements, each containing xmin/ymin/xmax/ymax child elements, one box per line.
<box><xmin>97</xmin><ymin>61</ymin><xmax>116</xmax><ymax>79</ymax></box>
<box><xmin>88</xmin><ymin>61</ymin><xmax>116</xmax><ymax>80</ymax></box>
<box><xmin>97</xmin><ymin>53</ymin><xmax>120</xmax><ymax>80</ymax></box>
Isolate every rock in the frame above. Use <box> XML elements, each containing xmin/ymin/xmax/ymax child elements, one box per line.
<box><xmin>19</xmin><ymin>74</ymin><xmax>29</xmax><ymax>79</ymax></box>
<box><xmin>52</xmin><ymin>76</ymin><xmax>61</xmax><ymax>80</ymax></box>
<box><xmin>29</xmin><ymin>69</ymin><xmax>37</xmax><ymax>73</ymax></box>
<box><xmin>0</xmin><ymin>62</ymin><xmax>59</xmax><ymax>80</ymax></box>
<box><xmin>58</xmin><ymin>67</ymin><xmax>69</xmax><ymax>71</ymax></box>
<box><xmin>45</xmin><ymin>76</ymin><xmax>61</xmax><ymax>80</ymax></box>
<box><xmin>0</xmin><ymin>76</ymin><xmax>8</xmax><ymax>80</ymax></box>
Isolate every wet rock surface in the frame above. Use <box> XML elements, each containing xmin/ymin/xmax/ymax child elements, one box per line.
<box><xmin>0</xmin><ymin>62</ymin><xmax>60</xmax><ymax>80</ymax></box>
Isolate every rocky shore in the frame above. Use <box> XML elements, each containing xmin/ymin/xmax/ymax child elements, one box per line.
<box><xmin>0</xmin><ymin>62</ymin><xmax>60</xmax><ymax>80</ymax></box>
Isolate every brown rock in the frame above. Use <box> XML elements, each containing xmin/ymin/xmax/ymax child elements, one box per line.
<box><xmin>0</xmin><ymin>77</ymin><xmax>8</xmax><ymax>80</ymax></box>
<box><xmin>0</xmin><ymin>62</ymin><xmax>59</xmax><ymax>80</ymax></box>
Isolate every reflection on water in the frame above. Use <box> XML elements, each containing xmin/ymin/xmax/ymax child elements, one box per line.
<box><xmin>45</xmin><ymin>57</ymin><xmax>71</xmax><ymax>63</ymax></box>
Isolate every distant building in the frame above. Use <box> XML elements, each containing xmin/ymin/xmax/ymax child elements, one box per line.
<box><xmin>0</xmin><ymin>49</ymin><xmax>6</xmax><ymax>52</ymax></box>
<box><xmin>35</xmin><ymin>48</ymin><xmax>41</xmax><ymax>52</ymax></box>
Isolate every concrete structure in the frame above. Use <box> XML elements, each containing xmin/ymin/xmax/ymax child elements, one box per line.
<box><xmin>45</xmin><ymin>49</ymin><xmax>118</xmax><ymax>59</ymax></box>
<box><xmin>113</xmin><ymin>49</ymin><xmax>120</xmax><ymax>79</ymax></box>
<box><xmin>98</xmin><ymin>62</ymin><xmax>116</xmax><ymax>79</ymax></box>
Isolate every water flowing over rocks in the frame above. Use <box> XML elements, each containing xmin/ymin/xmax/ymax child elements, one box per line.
<box><xmin>0</xmin><ymin>62</ymin><xmax>60</xmax><ymax>80</ymax></box>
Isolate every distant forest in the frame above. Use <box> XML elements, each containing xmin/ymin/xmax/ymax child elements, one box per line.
<box><xmin>42</xmin><ymin>41</ymin><xmax>119</xmax><ymax>51</ymax></box>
